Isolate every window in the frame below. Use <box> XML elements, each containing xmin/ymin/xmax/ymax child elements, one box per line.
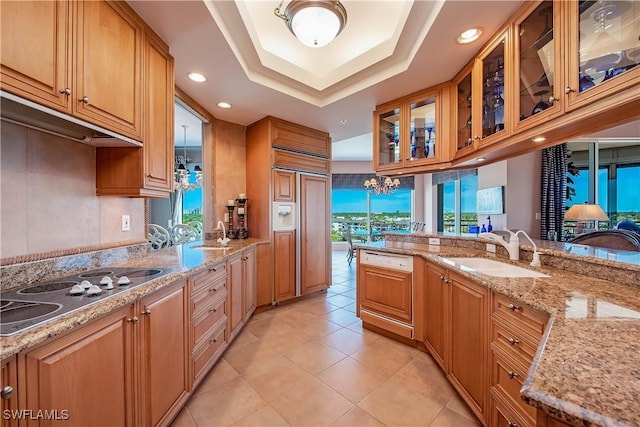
<box><xmin>437</xmin><ymin>171</ymin><xmax>478</xmax><ymax>234</ymax></box>
<box><xmin>566</xmin><ymin>142</ymin><xmax>640</xmax><ymax>231</ymax></box>
<box><xmin>332</xmin><ymin>174</ymin><xmax>413</xmax><ymax>242</ymax></box>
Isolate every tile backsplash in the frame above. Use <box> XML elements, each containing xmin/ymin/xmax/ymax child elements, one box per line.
<box><xmin>0</xmin><ymin>121</ymin><xmax>145</xmax><ymax>260</ymax></box>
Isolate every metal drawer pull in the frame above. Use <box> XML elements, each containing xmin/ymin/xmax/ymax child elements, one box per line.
<box><xmin>209</xmin><ymin>287</ymin><xmax>217</xmax><ymax>292</ymax></box>
<box><xmin>507</xmin><ymin>337</ymin><xmax>520</xmax><ymax>346</ymax></box>
<box><xmin>79</xmin><ymin>96</ymin><xmax>90</xmax><ymax>104</ymax></box>
<box><xmin>59</xmin><ymin>88</ymin><xmax>71</xmax><ymax>95</ymax></box>
<box><xmin>508</xmin><ymin>422</ymin><xmax>518</xmax><ymax>427</ymax></box>
<box><xmin>209</xmin><ymin>337</ymin><xmax>217</xmax><ymax>344</ymax></box>
<box><xmin>142</xmin><ymin>308</ymin><xmax>151</xmax><ymax>316</ymax></box>
<box><xmin>1</xmin><ymin>385</ymin><xmax>13</xmax><ymax>400</ymax></box>
<box><xmin>507</xmin><ymin>303</ymin><xmax>521</xmax><ymax>311</ymax></box>
<box><xmin>209</xmin><ymin>267</ymin><xmax>217</xmax><ymax>272</ymax></box>
<box><xmin>127</xmin><ymin>316</ymin><xmax>138</xmax><ymax>323</ymax></box>
<box><xmin>209</xmin><ymin>307</ymin><xmax>217</xmax><ymax>313</ymax></box>
<box><xmin>508</xmin><ymin>370</ymin><xmax>518</xmax><ymax>379</ymax></box>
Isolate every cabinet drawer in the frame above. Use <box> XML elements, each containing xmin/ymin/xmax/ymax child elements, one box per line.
<box><xmin>492</xmin><ymin>353</ymin><xmax>535</xmax><ymax>426</ymax></box>
<box><xmin>491</xmin><ymin>321</ymin><xmax>538</xmax><ymax>368</ymax></box>
<box><xmin>493</xmin><ymin>293</ymin><xmax>547</xmax><ymax>339</ymax></box>
<box><xmin>191</xmin><ymin>263</ymin><xmax>227</xmax><ymax>294</ymax></box>
<box><xmin>191</xmin><ymin>277</ymin><xmax>226</xmax><ymax>316</ymax></box>
<box><xmin>193</xmin><ymin>295</ymin><xmax>226</xmax><ymax>346</ymax></box>
<box><xmin>491</xmin><ymin>392</ymin><xmax>532</xmax><ymax>427</ymax></box>
<box><xmin>193</xmin><ymin>320</ymin><xmax>227</xmax><ymax>382</ymax></box>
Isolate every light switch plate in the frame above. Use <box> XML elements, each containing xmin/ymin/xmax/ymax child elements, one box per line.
<box><xmin>486</xmin><ymin>243</ymin><xmax>496</xmax><ymax>253</ymax></box>
<box><xmin>429</xmin><ymin>237</ymin><xmax>440</xmax><ymax>245</ymax></box>
<box><xmin>121</xmin><ymin>215</ymin><xmax>131</xmax><ymax>231</ymax></box>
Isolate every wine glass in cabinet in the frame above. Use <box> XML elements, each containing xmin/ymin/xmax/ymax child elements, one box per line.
<box><xmin>564</xmin><ymin>0</ymin><xmax>640</xmax><ymax>111</ymax></box>
<box><xmin>512</xmin><ymin>0</ymin><xmax>563</xmax><ymax>133</ymax></box>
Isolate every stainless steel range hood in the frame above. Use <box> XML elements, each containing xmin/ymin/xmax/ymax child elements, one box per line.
<box><xmin>1</xmin><ymin>91</ymin><xmax>142</xmax><ymax>147</ymax></box>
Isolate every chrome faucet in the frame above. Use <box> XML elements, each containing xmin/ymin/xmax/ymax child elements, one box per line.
<box><xmin>216</xmin><ymin>220</ymin><xmax>230</xmax><ymax>247</ymax></box>
<box><xmin>479</xmin><ymin>229</ymin><xmax>520</xmax><ymax>261</ymax></box>
<box><xmin>515</xmin><ymin>230</ymin><xmax>542</xmax><ymax>267</ymax></box>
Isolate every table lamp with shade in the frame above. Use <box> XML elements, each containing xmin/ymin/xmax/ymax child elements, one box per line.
<box><xmin>564</xmin><ymin>202</ymin><xmax>609</xmax><ymax>234</ymax></box>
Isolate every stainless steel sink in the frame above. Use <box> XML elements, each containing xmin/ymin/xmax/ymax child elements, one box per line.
<box><xmin>439</xmin><ymin>257</ymin><xmax>549</xmax><ymax>278</ymax></box>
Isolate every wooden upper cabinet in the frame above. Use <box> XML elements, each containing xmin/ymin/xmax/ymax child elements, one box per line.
<box><xmin>512</xmin><ymin>0</ymin><xmax>564</xmax><ymax>133</ymax></box>
<box><xmin>273</xmin><ymin>169</ymin><xmax>296</xmax><ymax>202</ymax></box>
<box><xmin>143</xmin><ymin>31</ymin><xmax>175</xmax><ymax>193</ymax></box>
<box><xmin>0</xmin><ymin>1</ymin><xmax>71</xmax><ymax>111</ymax></box>
<box><xmin>271</xmin><ymin>118</ymin><xmax>331</xmax><ymax>158</ymax></box>
<box><xmin>473</xmin><ymin>29</ymin><xmax>511</xmax><ymax>148</ymax></box>
<box><xmin>96</xmin><ymin>26</ymin><xmax>174</xmax><ymax>197</ymax></box>
<box><xmin>452</xmin><ymin>65</ymin><xmax>475</xmax><ymax>159</ymax></box>
<box><xmin>563</xmin><ymin>0</ymin><xmax>640</xmax><ymax>111</ymax></box>
<box><xmin>74</xmin><ymin>1</ymin><xmax>142</xmax><ymax>139</ymax></box>
<box><xmin>374</xmin><ymin>86</ymin><xmax>447</xmax><ymax>173</ymax></box>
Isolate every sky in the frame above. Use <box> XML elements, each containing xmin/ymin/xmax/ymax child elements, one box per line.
<box><xmin>332</xmin><ymin>189</ymin><xmax>411</xmax><ymax>213</ymax></box>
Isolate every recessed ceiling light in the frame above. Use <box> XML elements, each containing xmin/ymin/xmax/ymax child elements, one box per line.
<box><xmin>532</xmin><ymin>136</ymin><xmax>546</xmax><ymax>143</ymax></box>
<box><xmin>457</xmin><ymin>28</ymin><xmax>483</xmax><ymax>44</ymax></box>
<box><xmin>188</xmin><ymin>72</ymin><xmax>207</xmax><ymax>82</ymax></box>
<box><xmin>217</xmin><ymin>102</ymin><xmax>232</xmax><ymax>109</ymax></box>
<box><xmin>340</xmin><ymin>119</ymin><xmax>347</xmax><ymax>125</ymax></box>
<box><xmin>476</xmin><ymin>157</ymin><xmax>486</xmax><ymax>162</ymax></box>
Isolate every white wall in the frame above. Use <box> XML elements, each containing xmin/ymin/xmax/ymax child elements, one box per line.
<box><xmin>331</xmin><ymin>160</ymin><xmax>374</xmax><ymax>174</ymax></box>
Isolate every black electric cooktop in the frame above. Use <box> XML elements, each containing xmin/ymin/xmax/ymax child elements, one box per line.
<box><xmin>0</xmin><ymin>267</ymin><xmax>175</xmax><ymax>336</ymax></box>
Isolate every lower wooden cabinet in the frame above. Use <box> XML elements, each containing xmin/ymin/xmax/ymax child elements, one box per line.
<box><xmin>419</xmin><ymin>263</ymin><xmax>490</xmax><ymax>424</ymax></box>
<box><xmin>273</xmin><ymin>230</ymin><xmax>296</xmax><ymax>302</ymax></box>
<box><xmin>139</xmin><ymin>280</ymin><xmax>190</xmax><ymax>426</ymax></box>
<box><xmin>448</xmin><ymin>270</ymin><xmax>489</xmax><ymax>423</ymax></box>
<box><xmin>20</xmin><ymin>279</ymin><xmax>189</xmax><ymax>427</ymax></box>
<box><xmin>358</xmin><ymin>261</ymin><xmax>414</xmax><ymax>338</ymax></box>
<box><xmin>227</xmin><ymin>247</ymin><xmax>257</xmax><ymax>341</ymax></box>
<box><xmin>1</xmin><ymin>356</ymin><xmax>19</xmax><ymax>427</ymax></box>
<box><xmin>423</xmin><ymin>262</ymin><xmax>448</xmax><ymax>370</ymax></box>
<box><xmin>489</xmin><ymin>292</ymin><xmax>548</xmax><ymax>427</ymax></box>
<box><xmin>22</xmin><ymin>304</ymin><xmax>137</xmax><ymax>427</ymax></box>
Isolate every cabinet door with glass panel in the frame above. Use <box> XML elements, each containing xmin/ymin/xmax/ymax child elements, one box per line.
<box><xmin>373</xmin><ymin>88</ymin><xmax>443</xmax><ymax>172</ymax></box>
<box><xmin>473</xmin><ymin>30</ymin><xmax>512</xmax><ymax>148</ymax></box>
<box><xmin>373</xmin><ymin>101</ymin><xmax>403</xmax><ymax>171</ymax></box>
<box><xmin>453</xmin><ymin>64</ymin><xmax>475</xmax><ymax>159</ymax></box>
<box><xmin>564</xmin><ymin>0</ymin><xmax>640</xmax><ymax>111</ymax></box>
<box><xmin>406</xmin><ymin>87</ymin><xmax>442</xmax><ymax>167</ymax></box>
<box><xmin>512</xmin><ymin>0</ymin><xmax>564</xmax><ymax>133</ymax></box>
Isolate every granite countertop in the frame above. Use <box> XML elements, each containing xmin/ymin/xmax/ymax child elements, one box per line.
<box><xmin>0</xmin><ymin>239</ymin><xmax>265</xmax><ymax>360</ymax></box>
<box><xmin>356</xmin><ymin>239</ymin><xmax>640</xmax><ymax>427</ymax></box>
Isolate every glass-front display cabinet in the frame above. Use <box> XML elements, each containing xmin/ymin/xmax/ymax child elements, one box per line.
<box><xmin>453</xmin><ymin>66</ymin><xmax>474</xmax><ymax>158</ymax></box>
<box><xmin>407</xmin><ymin>91</ymin><xmax>438</xmax><ymax>164</ymax></box>
<box><xmin>565</xmin><ymin>0</ymin><xmax>640</xmax><ymax>110</ymax></box>
<box><xmin>373</xmin><ymin>87</ymin><xmax>443</xmax><ymax>172</ymax></box>
<box><xmin>473</xmin><ymin>30</ymin><xmax>511</xmax><ymax>148</ymax></box>
<box><xmin>373</xmin><ymin>103</ymin><xmax>402</xmax><ymax>170</ymax></box>
<box><xmin>513</xmin><ymin>0</ymin><xmax>563</xmax><ymax>132</ymax></box>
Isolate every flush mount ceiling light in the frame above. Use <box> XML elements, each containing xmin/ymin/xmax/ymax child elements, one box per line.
<box><xmin>457</xmin><ymin>27</ymin><xmax>483</xmax><ymax>44</ymax></box>
<box><xmin>217</xmin><ymin>102</ymin><xmax>232</xmax><ymax>109</ymax></box>
<box><xmin>274</xmin><ymin>0</ymin><xmax>347</xmax><ymax>48</ymax></box>
<box><xmin>532</xmin><ymin>136</ymin><xmax>546</xmax><ymax>143</ymax></box>
<box><xmin>188</xmin><ymin>72</ymin><xmax>207</xmax><ymax>82</ymax></box>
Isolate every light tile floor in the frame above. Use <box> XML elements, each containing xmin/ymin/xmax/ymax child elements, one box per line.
<box><xmin>171</xmin><ymin>251</ymin><xmax>481</xmax><ymax>427</ymax></box>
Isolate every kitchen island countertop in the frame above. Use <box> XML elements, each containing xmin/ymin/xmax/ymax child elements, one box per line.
<box><xmin>356</xmin><ymin>238</ymin><xmax>640</xmax><ymax>427</ymax></box>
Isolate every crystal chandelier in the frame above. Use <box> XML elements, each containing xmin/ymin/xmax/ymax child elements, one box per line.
<box><xmin>364</xmin><ymin>176</ymin><xmax>400</xmax><ymax>195</ymax></box>
<box><xmin>174</xmin><ymin>124</ymin><xmax>203</xmax><ymax>192</ymax></box>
